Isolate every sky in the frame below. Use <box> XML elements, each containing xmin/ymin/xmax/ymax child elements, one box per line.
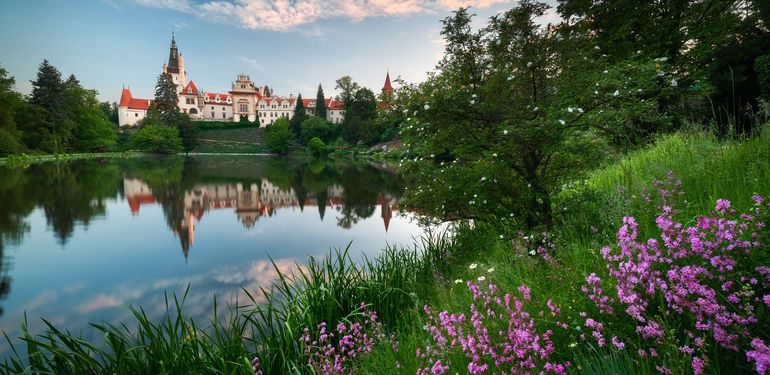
<box><xmin>0</xmin><ymin>0</ymin><xmax>559</xmax><ymax>102</ymax></box>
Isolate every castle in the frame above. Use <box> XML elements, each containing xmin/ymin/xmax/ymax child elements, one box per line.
<box><xmin>118</xmin><ymin>35</ymin><xmax>349</xmax><ymax>127</ymax></box>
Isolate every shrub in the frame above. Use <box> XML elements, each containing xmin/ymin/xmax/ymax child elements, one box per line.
<box><xmin>128</xmin><ymin>124</ymin><xmax>183</xmax><ymax>154</ymax></box>
<box><xmin>300</xmin><ymin>116</ymin><xmax>336</xmax><ymax>145</ymax></box>
<box><xmin>307</xmin><ymin>137</ymin><xmax>326</xmax><ymax>157</ymax></box>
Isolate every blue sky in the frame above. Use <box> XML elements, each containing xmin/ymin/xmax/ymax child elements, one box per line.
<box><xmin>0</xmin><ymin>0</ymin><xmax>558</xmax><ymax>102</ymax></box>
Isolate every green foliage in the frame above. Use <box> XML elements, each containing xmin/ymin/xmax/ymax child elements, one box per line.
<box><xmin>756</xmin><ymin>54</ymin><xmax>770</xmax><ymax>100</ymax></box>
<box><xmin>27</xmin><ymin>60</ymin><xmax>71</xmax><ymax>152</ymax></box>
<box><xmin>63</xmin><ymin>79</ymin><xmax>117</xmax><ymax>152</ymax></box>
<box><xmin>334</xmin><ymin>76</ymin><xmax>360</xmax><ymax>109</ymax></box>
<box><xmin>0</xmin><ymin>65</ymin><xmax>23</xmax><ymax>156</ymax></box>
<box><xmin>300</xmin><ymin>115</ymin><xmax>336</xmax><ymax>145</ymax></box>
<box><xmin>400</xmin><ymin>2</ymin><xmax>669</xmax><ymax>229</ymax></box>
<box><xmin>307</xmin><ymin>136</ymin><xmax>326</xmax><ymax>157</ymax></box>
<box><xmin>129</xmin><ymin>124</ymin><xmax>183</xmax><ymax>154</ymax></box>
<box><xmin>265</xmin><ymin>117</ymin><xmax>294</xmax><ymax>154</ymax></box>
<box><xmin>341</xmin><ymin>88</ymin><xmax>378</xmax><ymax>145</ymax></box>
<box><xmin>153</xmin><ymin>73</ymin><xmax>179</xmax><ymax>119</ymax></box>
<box><xmin>173</xmin><ymin>113</ymin><xmax>198</xmax><ymax>152</ymax></box>
<box><xmin>290</xmin><ymin>93</ymin><xmax>307</xmax><ymax>137</ymax></box>
<box><xmin>315</xmin><ymin>83</ymin><xmax>327</xmax><ymax>119</ymax></box>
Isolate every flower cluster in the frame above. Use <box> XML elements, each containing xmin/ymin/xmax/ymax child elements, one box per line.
<box><xmin>416</xmin><ymin>281</ymin><xmax>570</xmax><ymax>374</ymax></box>
<box><xmin>582</xmin><ymin>178</ymin><xmax>770</xmax><ymax>373</ymax></box>
<box><xmin>300</xmin><ymin>303</ymin><xmax>387</xmax><ymax>375</ymax></box>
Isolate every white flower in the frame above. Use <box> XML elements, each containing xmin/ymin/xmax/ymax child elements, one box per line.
<box><xmin>470</xmin><ymin>100</ymin><xmax>475</xmax><ymax>105</ymax></box>
<box><xmin>559</xmin><ymin>119</ymin><xmax>566</xmax><ymax>125</ymax></box>
<box><xmin>472</xmin><ymin>94</ymin><xmax>477</xmax><ymax>98</ymax></box>
<box><xmin>527</xmin><ymin>183</ymin><xmax>531</xmax><ymax>188</ymax></box>
<box><xmin>529</xmin><ymin>250</ymin><xmax>537</xmax><ymax>256</ymax></box>
<box><xmin>480</xmin><ymin>177</ymin><xmax>486</xmax><ymax>181</ymax></box>
<box><xmin>577</xmin><ymin>108</ymin><xmax>584</xmax><ymax>113</ymax></box>
<box><xmin>655</xmin><ymin>57</ymin><xmax>669</xmax><ymax>62</ymax></box>
<box><xmin>492</xmin><ymin>153</ymin><xmax>497</xmax><ymax>157</ymax></box>
<box><xmin>503</xmin><ymin>130</ymin><xmax>509</xmax><ymax>135</ymax></box>
<box><xmin>527</xmin><ymin>61</ymin><xmax>533</xmax><ymax>68</ymax></box>
<box><xmin>594</xmin><ymin>45</ymin><xmax>601</xmax><ymax>50</ymax></box>
<box><xmin>507</xmin><ymin>76</ymin><xmax>513</xmax><ymax>81</ymax></box>
<box><xmin>424</xmin><ymin>104</ymin><xmax>430</xmax><ymax>110</ymax></box>
<box><xmin>670</xmin><ymin>79</ymin><xmax>677</xmax><ymax>87</ymax></box>
<box><xmin>499</xmin><ymin>235</ymin><xmax>504</xmax><ymax>239</ymax></box>
<box><xmin>613</xmin><ymin>90</ymin><xmax>620</xmax><ymax>97</ymax></box>
<box><xmin>477</xmin><ymin>276</ymin><xmax>486</xmax><ymax>281</ymax></box>
<box><xmin>567</xmin><ymin>107</ymin><xmax>574</xmax><ymax>113</ymax></box>
<box><xmin>414</xmin><ymin>110</ymin><xmax>418</xmax><ymax>116</ymax></box>
<box><xmin>594</xmin><ymin>90</ymin><xmax>599</xmax><ymax>95</ymax></box>
<box><xmin>454</xmin><ymin>279</ymin><xmax>463</xmax><ymax>284</ymax></box>
<box><xmin>533</xmin><ymin>106</ymin><xmax>538</xmax><ymax>111</ymax></box>
<box><xmin>657</xmin><ymin>71</ymin><xmax>665</xmax><ymax>77</ymax></box>
<box><xmin>487</xmin><ymin>267</ymin><xmax>495</xmax><ymax>273</ymax></box>
<box><xmin>469</xmin><ymin>263</ymin><xmax>478</xmax><ymax>269</ymax></box>
<box><xmin>603</xmin><ymin>70</ymin><xmax>608</xmax><ymax>74</ymax></box>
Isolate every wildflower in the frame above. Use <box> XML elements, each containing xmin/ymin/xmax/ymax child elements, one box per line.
<box><xmin>470</xmin><ymin>99</ymin><xmax>475</xmax><ymax>105</ymax></box>
<box><xmin>529</xmin><ymin>250</ymin><xmax>536</xmax><ymax>256</ymax></box>
<box><xmin>594</xmin><ymin>45</ymin><xmax>601</xmax><ymax>50</ymax></box>
<box><xmin>492</xmin><ymin>153</ymin><xmax>497</xmax><ymax>157</ymax></box>
<box><xmin>503</xmin><ymin>130</ymin><xmax>508</xmax><ymax>135</ymax></box>
<box><xmin>670</xmin><ymin>78</ymin><xmax>677</xmax><ymax>87</ymax></box>
<box><xmin>424</xmin><ymin>104</ymin><xmax>430</xmax><ymax>110</ymax></box>
<box><xmin>499</xmin><ymin>234</ymin><xmax>504</xmax><ymax>239</ymax></box>
<box><xmin>487</xmin><ymin>267</ymin><xmax>495</xmax><ymax>273</ymax></box>
<box><xmin>454</xmin><ymin>279</ymin><xmax>463</xmax><ymax>284</ymax></box>
<box><xmin>477</xmin><ymin>276</ymin><xmax>486</xmax><ymax>282</ymax></box>
<box><xmin>567</xmin><ymin>107</ymin><xmax>574</xmax><ymax>113</ymax></box>
<box><xmin>613</xmin><ymin>90</ymin><xmax>620</xmax><ymax>96</ymax></box>
<box><xmin>469</xmin><ymin>263</ymin><xmax>478</xmax><ymax>269</ymax></box>
<box><xmin>655</xmin><ymin>56</ymin><xmax>669</xmax><ymax>62</ymax></box>
<box><xmin>527</xmin><ymin>61</ymin><xmax>533</xmax><ymax>68</ymax></box>
<box><xmin>559</xmin><ymin>119</ymin><xmax>566</xmax><ymax>125</ymax></box>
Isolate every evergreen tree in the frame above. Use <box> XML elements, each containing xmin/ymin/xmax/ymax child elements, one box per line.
<box><xmin>154</xmin><ymin>73</ymin><xmax>179</xmax><ymax>120</ymax></box>
<box><xmin>290</xmin><ymin>93</ymin><xmax>307</xmax><ymax>137</ymax></box>
<box><xmin>29</xmin><ymin>60</ymin><xmax>70</xmax><ymax>152</ymax></box>
<box><xmin>315</xmin><ymin>84</ymin><xmax>327</xmax><ymax>120</ymax></box>
<box><xmin>263</xmin><ymin>85</ymin><xmax>271</xmax><ymax>97</ymax></box>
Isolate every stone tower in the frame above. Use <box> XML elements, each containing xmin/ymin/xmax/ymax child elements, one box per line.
<box><xmin>162</xmin><ymin>32</ymin><xmax>186</xmax><ymax>92</ymax></box>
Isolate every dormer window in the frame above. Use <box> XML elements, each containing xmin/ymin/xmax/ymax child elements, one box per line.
<box><xmin>215</xmin><ymin>97</ymin><xmax>220</xmax><ymax>103</ymax></box>
<box><xmin>227</xmin><ymin>98</ymin><xmax>231</xmax><ymax>103</ymax></box>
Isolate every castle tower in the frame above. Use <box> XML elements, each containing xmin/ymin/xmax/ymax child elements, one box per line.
<box><xmin>162</xmin><ymin>32</ymin><xmax>186</xmax><ymax>92</ymax></box>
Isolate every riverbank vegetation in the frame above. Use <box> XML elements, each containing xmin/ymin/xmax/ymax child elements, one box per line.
<box><xmin>2</xmin><ymin>0</ymin><xmax>769</xmax><ymax>373</ymax></box>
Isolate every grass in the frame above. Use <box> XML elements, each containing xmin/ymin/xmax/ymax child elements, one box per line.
<box><xmin>2</xmin><ymin>129</ymin><xmax>768</xmax><ymax>374</ymax></box>
<box><xmin>194</xmin><ymin>126</ymin><xmax>267</xmax><ymax>154</ymax></box>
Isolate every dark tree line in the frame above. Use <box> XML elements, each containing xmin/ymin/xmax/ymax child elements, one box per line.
<box><xmin>0</xmin><ymin>60</ymin><xmax>118</xmax><ymax>156</ymax></box>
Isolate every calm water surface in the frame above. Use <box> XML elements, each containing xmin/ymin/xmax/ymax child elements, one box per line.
<box><xmin>0</xmin><ymin>156</ymin><xmax>423</xmax><ymax>354</ymax></box>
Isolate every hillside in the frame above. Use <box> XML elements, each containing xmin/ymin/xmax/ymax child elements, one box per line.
<box><xmin>193</xmin><ymin>124</ymin><xmax>267</xmax><ymax>154</ymax></box>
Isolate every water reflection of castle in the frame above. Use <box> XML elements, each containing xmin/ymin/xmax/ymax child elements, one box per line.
<box><xmin>124</xmin><ymin>178</ymin><xmax>396</xmax><ymax>255</ymax></box>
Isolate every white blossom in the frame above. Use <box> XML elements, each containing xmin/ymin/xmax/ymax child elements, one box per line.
<box><xmin>454</xmin><ymin>279</ymin><xmax>463</xmax><ymax>284</ymax></box>
<box><xmin>487</xmin><ymin>267</ymin><xmax>495</xmax><ymax>273</ymax></box>
<box><xmin>613</xmin><ymin>90</ymin><xmax>620</xmax><ymax>97</ymax></box>
<box><xmin>559</xmin><ymin>119</ymin><xmax>566</xmax><ymax>125</ymax></box>
<box><xmin>527</xmin><ymin>61</ymin><xmax>533</xmax><ymax>68</ymax></box>
<box><xmin>477</xmin><ymin>276</ymin><xmax>486</xmax><ymax>281</ymax></box>
<box><xmin>503</xmin><ymin>130</ymin><xmax>509</xmax><ymax>135</ymax></box>
<box><xmin>469</xmin><ymin>263</ymin><xmax>478</xmax><ymax>269</ymax></box>
<box><xmin>424</xmin><ymin>104</ymin><xmax>430</xmax><ymax>110</ymax></box>
<box><xmin>670</xmin><ymin>79</ymin><xmax>677</xmax><ymax>87</ymax></box>
<box><xmin>529</xmin><ymin>250</ymin><xmax>536</xmax><ymax>255</ymax></box>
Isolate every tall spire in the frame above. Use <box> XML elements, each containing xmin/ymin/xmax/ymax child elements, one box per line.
<box><xmin>382</xmin><ymin>70</ymin><xmax>393</xmax><ymax>97</ymax></box>
<box><xmin>166</xmin><ymin>32</ymin><xmax>180</xmax><ymax>73</ymax></box>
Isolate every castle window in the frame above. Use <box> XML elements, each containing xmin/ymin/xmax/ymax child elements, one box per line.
<box><xmin>211</xmin><ymin>106</ymin><xmax>214</xmax><ymax>110</ymax></box>
<box><xmin>239</xmin><ymin>103</ymin><xmax>248</xmax><ymax>112</ymax></box>
<box><xmin>135</xmin><ymin>113</ymin><xmax>138</xmax><ymax>117</ymax></box>
<box><xmin>222</xmin><ymin>113</ymin><xmax>226</xmax><ymax>119</ymax></box>
<box><xmin>211</xmin><ymin>112</ymin><xmax>215</xmax><ymax>117</ymax></box>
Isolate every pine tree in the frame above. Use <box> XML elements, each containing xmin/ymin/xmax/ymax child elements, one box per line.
<box><xmin>154</xmin><ymin>73</ymin><xmax>179</xmax><ymax>121</ymax></box>
<box><xmin>29</xmin><ymin>60</ymin><xmax>70</xmax><ymax>152</ymax></box>
<box><xmin>315</xmin><ymin>84</ymin><xmax>327</xmax><ymax>120</ymax></box>
<box><xmin>263</xmin><ymin>85</ymin><xmax>271</xmax><ymax>97</ymax></box>
<box><xmin>290</xmin><ymin>93</ymin><xmax>306</xmax><ymax>137</ymax></box>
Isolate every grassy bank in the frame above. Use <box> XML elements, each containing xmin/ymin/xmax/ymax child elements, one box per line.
<box><xmin>0</xmin><ymin>152</ymin><xmax>145</xmax><ymax>166</ymax></box>
<box><xmin>3</xmin><ymin>130</ymin><xmax>769</xmax><ymax>374</ymax></box>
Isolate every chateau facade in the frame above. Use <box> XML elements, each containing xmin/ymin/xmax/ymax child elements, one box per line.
<box><xmin>118</xmin><ymin>35</ymin><xmax>346</xmax><ymax>127</ymax></box>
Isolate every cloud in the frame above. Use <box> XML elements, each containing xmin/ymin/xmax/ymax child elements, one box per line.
<box><xmin>134</xmin><ymin>0</ymin><xmax>510</xmax><ymax>32</ymax></box>
<box><xmin>238</xmin><ymin>56</ymin><xmax>263</xmax><ymax>70</ymax></box>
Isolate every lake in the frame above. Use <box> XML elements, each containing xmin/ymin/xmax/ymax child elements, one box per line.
<box><xmin>0</xmin><ymin>156</ymin><xmax>423</xmax><ymax>355</ymax></box>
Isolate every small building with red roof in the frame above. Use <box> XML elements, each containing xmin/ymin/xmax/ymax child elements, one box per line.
<box><xmin>117</xmin><ymin>87</ymin><xmax>152</xmax><ymax>126</ymax></box>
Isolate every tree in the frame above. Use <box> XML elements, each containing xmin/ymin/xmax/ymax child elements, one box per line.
<box><xmin>400</xmin><ymin>3</ymin><xmax>668</xmax><ymax>229</ymax></box>
<box><xmin>99</xmin><ymin>102</ymin><xmax>119</xmax><ymax>125</ymax></box>
<box><xmin>28</xmin><ymin>60</ymin><xmax>70</xmax><ymax>152</ymax></box>
<box><xmin>62</xmin><ymin>80</ymin><xmax>116</xmax><ymax>152</ymax></box>
<box><xmin>315</xmin><ymin>84</ymin><xmax>327</xmax><ymax>120</ymax></box>
<box><xmin>557</xmin><ymin>0</ymin><xmax>770</xmax><ymax>132</ymax></box>
<box><xmin>341</xmin><ymin>88</ymin><xmax>377</xmax><ymax>144</ymax></box>
<box><xmin>152</xmin><ymin>73</ymin><xmax>197</xmax><ymax>151</ymax></box>
<box><xmin>265</xmin><ymin>117</ymin><xmax>294</xmax><ymax>154</ymax></box>
<box><xmin>154</xmin><ymin>73</ymin><xmax>179</xmax><ymax>120</ymax></box>
<box><xmin>290</xmin><ymin>93</ymin><xmax>307</xmax><ymax>137</ymax></box>
<box><xmin>263</xmin><ymin>85</ymin><xmax>272</xmax><ymax>97</ymax></box>
<box><xmin>300</xmin><ymin>116</ymin><xmax>335</xmax><ymax>145</ymax></box>
<box><xmin>0</xmin><ymin>65</ymin><xmax>23</xmax><ymax>156</ymax></box>
<box><xmin>307</xmin><ymin>137</ymin><xmax>326</xmax><ymax>157</ymax></box>
<box><xmin>334</xmin><ymin>76</ymin><xmax>360</xmax><ymax>109</ymax></box>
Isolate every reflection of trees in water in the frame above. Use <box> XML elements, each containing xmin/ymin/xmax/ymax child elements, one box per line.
<box><xmin>0</xmin><ymin>160</ymin><xmax>123</xmax><ymax>317</ymax></box>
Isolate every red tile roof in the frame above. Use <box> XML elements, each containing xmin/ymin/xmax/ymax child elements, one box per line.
<box><xmin>118</xmin><ymin>87</ymin><xmax>151</xmax><ymax>110</ymax></box>
<box><xmin>181</xmin><ymin>80</ymin><xmax>199</xmax><ymax>95</ymax></box>
<box><xmin>128</xmin><ymin>98</ymin><xmax>151</xmax><ymax>110</ymax></box>
<box><xmin>204</xmin><ymin>92</ymin><xmax>231</xmax><ymax>103</ymax></box>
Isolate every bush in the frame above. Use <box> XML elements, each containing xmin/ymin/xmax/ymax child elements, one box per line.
<box><xmin>265</xmin><ymin>118</ymin><xmax>294</xmax><ymax>154</ymax></box>
<box><xmin>128</xmin><ymin>124</ymin><xmax>183</xmax><ymax>154</ymax></box>
<box><xmin>300</xmin><ymin>116</ymin><xmax>336</xmax><ymax>145</ymax></box>
<box><xmin>307</xmin><ymin>137</ymin><xmax>326</xmax><ymax>157</ymax></box>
